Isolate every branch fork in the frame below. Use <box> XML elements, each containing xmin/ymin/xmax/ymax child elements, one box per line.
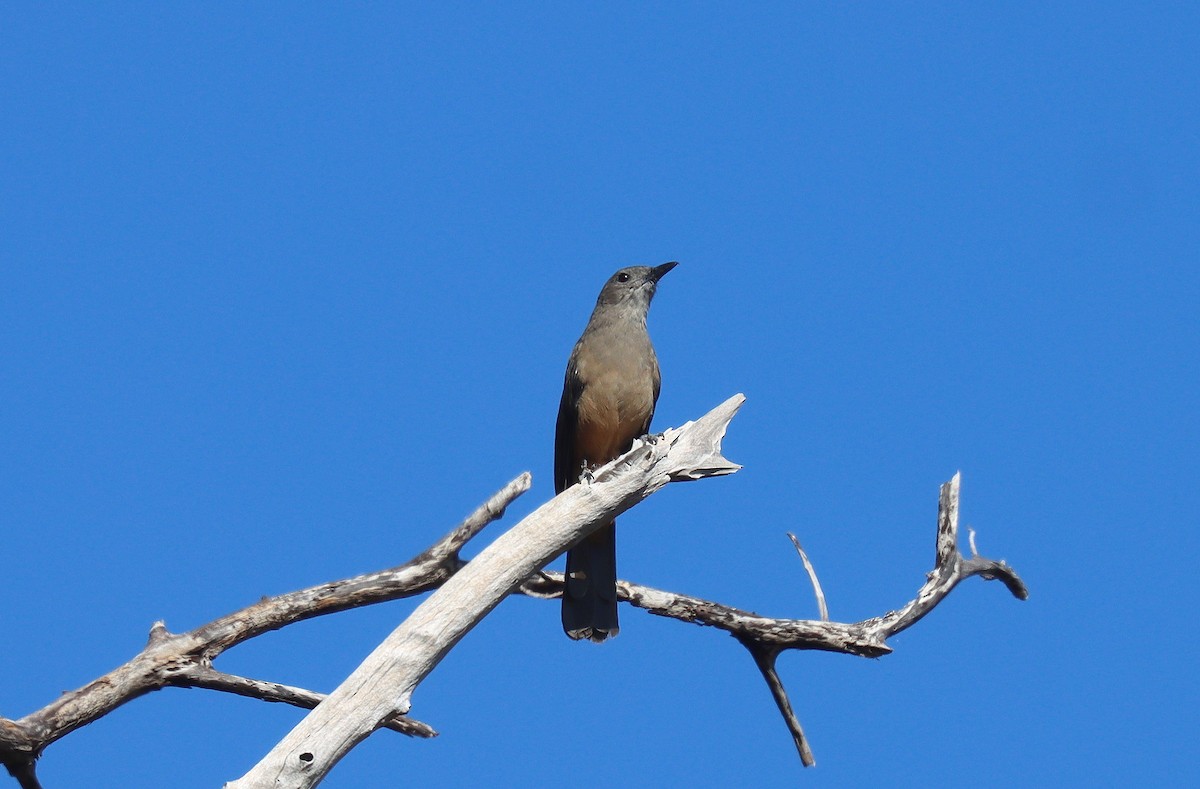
<box><xmin>0</xmin><ymin>395</ymin><xmax>1027</xmax><ymax>789</ymax></box>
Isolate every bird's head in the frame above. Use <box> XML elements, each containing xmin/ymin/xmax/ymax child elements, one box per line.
<box><xmin>595</xmin><ymin>261</ymin><xmax>678</xmax><ymax>309</ymax></box>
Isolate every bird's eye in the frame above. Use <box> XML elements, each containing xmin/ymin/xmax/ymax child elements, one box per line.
<box><xmin>617</xmin><ymin>272</ymin><xmax>631</xmax><ymax>283</ymax></box>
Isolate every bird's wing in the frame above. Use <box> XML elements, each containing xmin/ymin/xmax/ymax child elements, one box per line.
<box><xmin>554</xmin><ymin>355</ymin><xmax>585</xmax><ymax>494</ymax></box>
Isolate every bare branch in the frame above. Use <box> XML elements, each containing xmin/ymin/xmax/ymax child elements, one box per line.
<box><xmin>529</xmin><ymin>471</ymin><xmax>1028</xmax><ymax>768</ymax></box>
<box><xmin>193</xmin><ymin>472</ymin><xmax>533</xmax><ymax>658</ymax></box>
<box><xmin>2</xmin><ymin>403</ymin><xmax>1026</xmax><ymax>786</ymax></box>
<box><xmin>0</xmin><ymin>474</ymin><xmax>530</xmax><ymax>767</ymax></box>
<box><xmin>788</xmin><ymin>533</ymin><xmax>828</xmax><ymax>622</ymax></box>
<box><xmin>227</xmin><ymin>395</ymin><xmax>746</xmax><ymax>789</ymax></box>
<box><xmin>178</xmin><ymin>666</ymin><xmax>437</xmax><ymax>738</ymax></box>
<box><xmin>523</xmin><ymin>571</ymin><xmax>892</xmax><ymax>657</ymax></box>
<box><xmin>740</xmin><ymin>641</ymin><xmax>816</xmax><ymax>767</ymax></box>
<box><xmin>421</xmin><ymin>473</ymin><xmax>533</xmax><ymax>561</ymax></box>
<box><xmin>867</xmin><ymin>473</ymin><xmax>1028</xmax><ymax>639</ymax></box>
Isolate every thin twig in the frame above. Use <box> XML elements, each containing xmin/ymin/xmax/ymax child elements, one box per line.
<box><xmin>227</xmin><ymin>395</ymin><xmax>747</xmax><ymax>788</ymax></box>
<box><xmin>179</xmin><ymin>666</ymin><xmax>436</xmax><ymax>738</ymax></box>
<box><xmin>530</xmin><ymin>472</ymin><xmax>1028</xmax><ymax>769</ymax></box>
<box><xmin>740</xmin><ymin>640</ymin><xmax>815</xmax><ymax>767</ymax></box>
<box><xmin>787</xmin><ymin>533</ymin><xmax>829</xmax><ymax>621</ymax></box>
<box><xmin>0</xmin><ymin>446</ymin><xmax>1027</xmax><ymax>785</ymax></box>
<box><xmin>0</xmin><ymin>475</ymin><xmax>531</xmax><ymax>763</ymax></box>
<box><xmin>423</xmin><ymin>473</ymin><xmax>533</xmax><ymax>560</ymax></box>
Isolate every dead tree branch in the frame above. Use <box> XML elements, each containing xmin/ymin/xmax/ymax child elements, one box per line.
<box><xmin>0</xmin><ymin>473</ymin><xmax>532</xmax><ymax>781</ymax></box>
<box><xmin>788</xmin><ymin>533</ymin><xmax>829</xmax><ymax>622</ymax></box>
<box><xmin>742</xmin><ymin>640</ymin><xmax>817</xmax><ymax>767</ymax></box>
<box><xmin>529</xmin><ymin>471</ymin><xmax>1028</xmax><ymax>767</ymax></box>
<box><xmin>226</xmin><ymin>394</ymin><xmax>745</xmax><ymax>789</ymax></box>
<box><xmin>1</xmin><ymin>395</ymin><xmax>1026</xmax><ymax>786</ymax></box>
<box><xmin>178</xmin><ymin>666</ymin><xmax>437</xmax><ymax>738</ymax></box>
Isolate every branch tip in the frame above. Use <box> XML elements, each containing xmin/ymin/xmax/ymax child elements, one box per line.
<box><xmin>146</xmin><ymin>621</ymin><xmax>172</xmax><ymax>646</ymax></box>
<box><xmin>787</xmin><ymin>533</ymin><xmax>829</xmax><ymax>622</ymax></box>
<box><xmin>428</xmin><ymin>472</ymin><xmax>534</xmax><ymax>558</ymax></box>
<box><xmin>3</xmin><ymin>409</ymin><xmax>1030</xmax><ymax>787</ymax></box>
<box><xmin>739</xmin><ymin>640</ymin><xmax>815</xmax><ymax>767</ymax></box>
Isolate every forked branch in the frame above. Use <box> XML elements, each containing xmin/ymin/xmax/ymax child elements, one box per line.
<box><xmin>0</xmin><ymin>473</ymin><xmax>534</xmax><ymax>786</ymax></box>
<box><xmin>1</xmin><ymin>396</ymin><xmax>1026</xmax><ymax>787</ymax></box>
<box><xmin>529</xmin><ymin>471</ymin><xmax>1028</xmax><ymax>767</ymax></box>
<box><xmin>227</xmin><ymin>395</ymin><xmax>745</xmax><ymax>788</ymax></box>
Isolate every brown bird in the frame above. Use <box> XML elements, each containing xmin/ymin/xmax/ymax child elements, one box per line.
<box><xmin>555</xmin><ymin>262</ymin><xmax>677</xmax><ymax>642</ymax></box>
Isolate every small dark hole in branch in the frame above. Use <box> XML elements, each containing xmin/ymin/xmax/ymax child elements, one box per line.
<box><xmin>299</xmin><ymin>752</ymin><xmax>314</xmax><ymax>763</ymax></box>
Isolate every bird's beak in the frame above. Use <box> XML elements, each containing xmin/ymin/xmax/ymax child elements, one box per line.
<box><xmin>650</xmin><ymin>261</ymin><xmax>678</xmax><ymax>283</ymax></box>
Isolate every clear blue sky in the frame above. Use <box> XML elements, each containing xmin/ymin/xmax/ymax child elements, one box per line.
<box><xmin>2</xmin><ymin>4</ymin><xmax>1196</xmax><ymax>787</ymax></box>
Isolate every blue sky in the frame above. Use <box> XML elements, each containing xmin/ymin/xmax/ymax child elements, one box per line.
<box><xmin>2</xmin><ymin>3</ymin><xmax>1197</xmax><ymax>787</ymax></box>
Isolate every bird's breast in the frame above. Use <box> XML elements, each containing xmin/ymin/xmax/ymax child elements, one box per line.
<box><xmin>570</xmin><ymin>330</ymin><xmax>659</xmax><ymax>462</ymax></box>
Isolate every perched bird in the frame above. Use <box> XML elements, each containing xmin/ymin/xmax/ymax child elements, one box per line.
<box><xmin>555</xmin><ymin>262</ymin><xmax>677</xmax><ymax>642</ymax></box>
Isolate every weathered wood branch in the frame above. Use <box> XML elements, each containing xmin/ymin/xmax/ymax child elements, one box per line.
<box><xmin>788</xmin><ymin>533</ymin><xmax>829</xmax><ymax>622</ymax></box>
<box><xmin>741</xmin><ymin>640</ymin><xmax>817</xmax><ymax>767</ymax></box>
<box><xmin>178</xmin><ymin>666</ymin><xmax>437</xmax><ymax>738</ymax></box>
<box><xmin>1</xmin><ymin>393</ymin><xmax>1026</xmax><ymax>786</ymax></box>
<box><xmin>528</xmin><ymin>471</ymin><xmax>1028</xmax><ymax>767</ymax></box>
<box><xmin>227</xmin><ymin>394</ymin><xmax>746</xmax><ymax>789</ymax></box>
<box><xmin>0</xmin><ymin>473</ymin><xmax>532</xmax><ymax>782</ymax></box>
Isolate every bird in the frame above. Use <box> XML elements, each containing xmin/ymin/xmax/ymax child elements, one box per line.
<box><xmin>555</xmin><ymin>262</ymin><xmax>677</xmax><ymax>642</ymax></box>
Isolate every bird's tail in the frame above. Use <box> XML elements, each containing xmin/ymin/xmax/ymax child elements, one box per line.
<box><xmin>562</xmin><ymin>522</ymin><xmax>619</xmax><ymax>642</ymax></box>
